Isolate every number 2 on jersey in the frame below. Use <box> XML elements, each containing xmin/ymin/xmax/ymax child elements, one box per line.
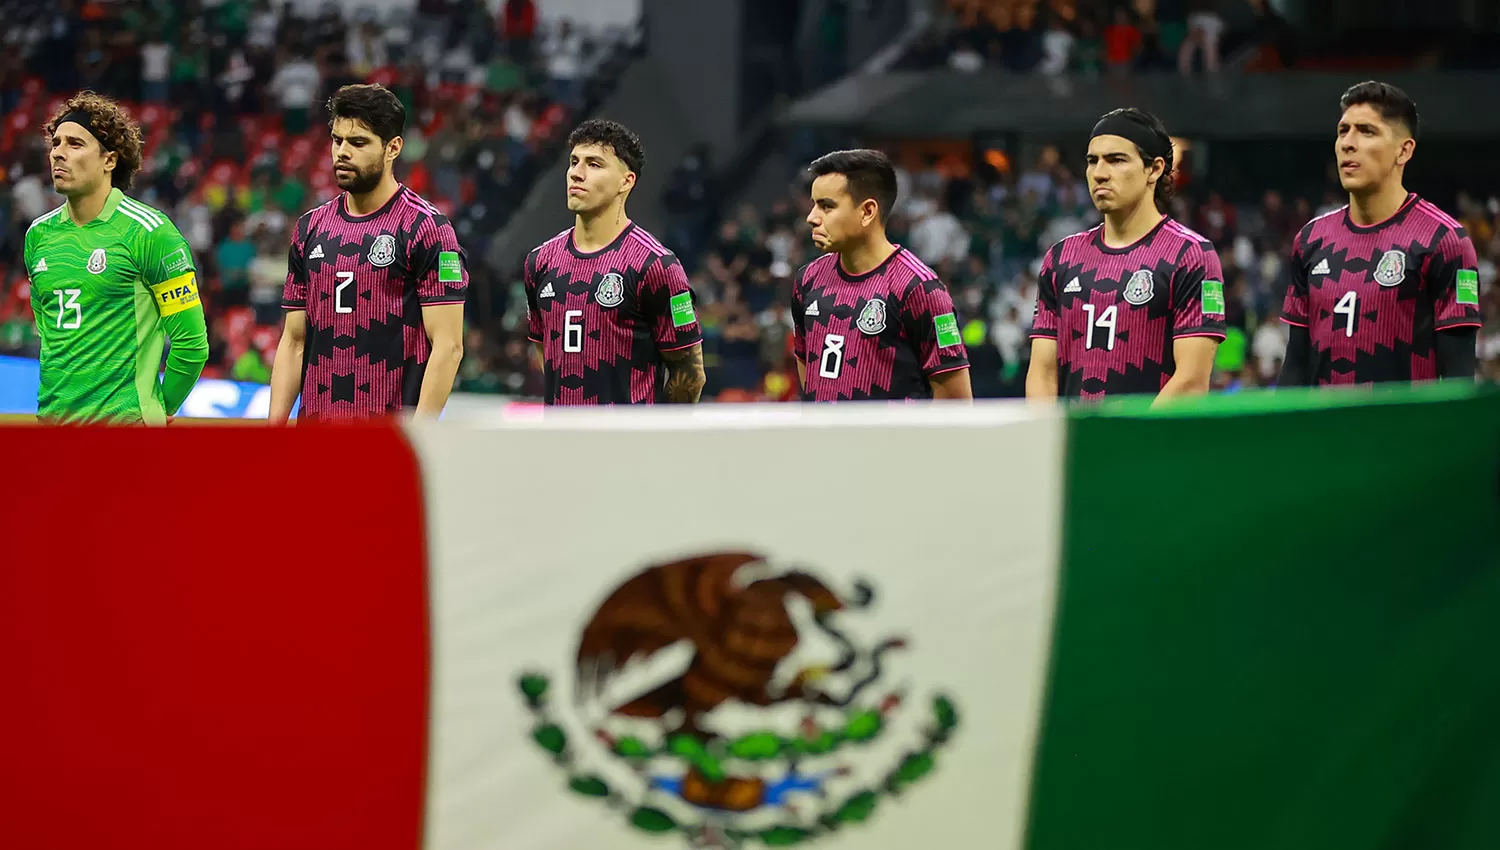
<box><xmin>55</xmin><ymin>289</ymin><xmax>82</xmax><ymax>330</ymax></box>
<box><xmin>335</xmin><ymin>271</ymin><xmax>355</xmax><ymax>314</ymax></box>
<box><xmin>1334</xmin><ymin>290</ymin><xmax>1358</xmax><ymax>337</ymax></box>
<box><xmin>1082</xmin><ymin>303</ymin><xmax>1117</xmax><ymax>350</ymax></box>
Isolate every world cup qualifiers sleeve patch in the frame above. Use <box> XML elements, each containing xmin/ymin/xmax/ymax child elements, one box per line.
<box><xmin>933</xmin><ymin>312</ymin><xmax>962</xmax><ymax>347</ymax></box>
<box><xmin>152</xmin><ymin>273</ymin><xmax>200</xmax><ymax>316</ymax></box>
<box><xmin>1201</xmin><ymin>280</ymin><xmax>1226</xmax><ymax>316</ymax></box>
<box><xmin>670</xmin><ymin>291</ymin><xmax>697</xmax><ymax>328</ymax></box>
<box><xmin>161</xmin><ymin>246</ymin><xmax>192</xmax><ymax>279</ymax></box>
<box><xmin>438</xmin><ymin>251</ymin><xmax>464</xmax><ymax>283</ymax></box>
<box><xmin>1456</xmin><ymin>269</ymin><xmax>1479</xmax><ymax>306</ymax></box>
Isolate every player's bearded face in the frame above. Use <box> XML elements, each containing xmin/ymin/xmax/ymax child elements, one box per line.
<box><xmin>1335</xmin><ymin>104</ymin><xmax>1411</xmax><ymax>193</ymax></box>
<box><xmin>331</xmin><ymin>119</ymin><xmax>393</xmax><ymax>194</ymax></box>
<box><xmin>806</xmin><ymin>174</ymin><xmax>870</xmax><ymax>253</ymax></box>
<box><xmin>1086</xmin><ymin>136</ymin><xmax>1158</xmax><ymax>214</ymax></box>
<box><xmin>49</xmin><ymin>122</ymin><xmax>114</xmax><ymax>197</ymax></box>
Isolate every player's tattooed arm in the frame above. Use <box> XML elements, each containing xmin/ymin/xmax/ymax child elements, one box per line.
<box><xmin>661</xmin><ymin>344</ymin><xmax>706</xmax><ymax>403</ymax></box>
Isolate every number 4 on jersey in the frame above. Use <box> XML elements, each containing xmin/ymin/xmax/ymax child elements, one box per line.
<box><xmin>1334</xmin><ymin>290</ymin><xmax>1358</xmax><ymax>337</ymax></box>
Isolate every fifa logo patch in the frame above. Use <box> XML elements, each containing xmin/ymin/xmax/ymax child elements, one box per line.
<box><xmin>150</xmin><ymin>273</ymin><xmax>200</xmax><ymax>317</ymax></box>
<box><xmin>856</xmin><ymin>298</ymin><xmax>887</xmax><ymax>334</ymax></box>
<box><xmin>368</xmin><ymin>234</ymin><xmax>397</xmax><ymax>268</ymax></box>
<box><xmin>595</xmin><ymin>272</ymin><xmax>625</xmax><ymax>308</ymax></box>
<box><xmin>1373</xmin><ymin>250</ymin><xmax>1406</xmax><ymax>287</ymax></box>
<box><xmin>87</xmin><ymin>248</ymin><xmax>107</xmax><ymax>275</ymax></box>
<box><xmin>1122</xmin><ymin>269</ymin><xmax>1154</xmax><ymax>305</ymax></box>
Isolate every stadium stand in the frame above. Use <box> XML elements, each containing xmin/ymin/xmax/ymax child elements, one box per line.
<box><xmin>1</xmin><ymin>0</ymin><xmax>1497</xmax><ymax>405</ymax></box>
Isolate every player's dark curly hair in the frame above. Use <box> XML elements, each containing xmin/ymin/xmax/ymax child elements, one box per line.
<box><xmin>807</xmin><ymin>149</ymin><xmax>899</xmax><ymax>223</ymax></box>
<box><xmin>1339</xmin><ymin>80</ymin><xmax>1420</xmax><ymax>140</ymax></box>
<box><xmin>327</xmin><ymin>83</ymin><xmax>406</xmax><ymax>145</ymax></box>
<box><xmin>567</xmin><ymin>119</ymin><xmax>646</xmax><ymax>175</ymax></box>
<box><xmin>45</xmin><ymin>91</ymin><xmax>144</xmax><ymax>190</ymax></box>
<box><xmin>1097</xmin><ymin>107</ymin><xmax>1176</xmax><ymax>211</ymax></box>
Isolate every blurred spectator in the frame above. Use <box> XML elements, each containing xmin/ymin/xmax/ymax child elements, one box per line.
<box><xmin>215</xmin><ymin>220</ymin><xmax>255</xmax><ymax>309</ymax></box>
<box><xmin>1179</xmin><ymin>0</ymin><xmax>1224</xmax><ymax>74</ymax></box>
<box><xmin>502</xmin><ymin>0</ymin><xmax>539</xmax><ymax>62</ymax></box>
<box><xmin>269</xmin><ymin>51</ymin><xmax>319</xmax><ymax>134</ymax></box>
<box><xmin>1104</xmin><ymin>7</ymin><xmax>1142</xmax><ymax>73</ymax></box>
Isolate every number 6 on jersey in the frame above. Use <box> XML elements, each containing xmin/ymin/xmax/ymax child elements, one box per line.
<box><xmin>563</xmin><ymin>309</ymin><xmax>584</xmax><ymax>353</ymax></box>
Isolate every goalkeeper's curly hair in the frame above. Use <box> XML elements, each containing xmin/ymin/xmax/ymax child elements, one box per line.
<box><xmin>45</xmin><ymin>91</ymin><xmax>144</xmax><ymax>190</ymax></box>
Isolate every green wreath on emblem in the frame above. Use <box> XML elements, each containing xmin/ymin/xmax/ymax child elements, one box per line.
<box><xmin>518</xmin><ymin>673</ymin><xmax>959</xmax><ymax>848</ymax></box>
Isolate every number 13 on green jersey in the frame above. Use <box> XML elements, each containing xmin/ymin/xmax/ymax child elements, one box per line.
<box><xmin>24</xmin><ymin>188</ymin><xmax>209</xmax><ymax>424</ymax></box>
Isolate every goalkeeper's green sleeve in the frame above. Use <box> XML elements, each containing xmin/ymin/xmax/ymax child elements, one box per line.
<box><xmin>160</xmin><ymin>303</ymin><xmax>209</xmax><ymax>415</ymax></box>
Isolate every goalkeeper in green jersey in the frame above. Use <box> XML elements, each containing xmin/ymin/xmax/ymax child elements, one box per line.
<box><xmin>23</xmin><ymin>92</ymin><xmax>208</xmax><ymax>425</ymax></box>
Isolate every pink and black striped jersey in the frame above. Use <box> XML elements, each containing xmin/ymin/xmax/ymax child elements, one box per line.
<box><xmin>1280</xmin><ymin>193</ymin><xmax>1481</xmax><ymax>385</ymax></box>
<box><xmin>282</xmin><ymin>186</ymin><xmax>468</xmax><ymax>421</ymax></box>
<box><xmin>791</xmin><ymin>246</ymin><xmax>969</xmax><ymax>401</ymax></box>
<box><xmin>524</xmin><ymin>223</ymin><xmax>702</xmax><ymax>405</ymax></box>
<box><xmin>1030</xmin><ymin>217</ymin><xmax>1227</xmax><ymax>400</ymax></box>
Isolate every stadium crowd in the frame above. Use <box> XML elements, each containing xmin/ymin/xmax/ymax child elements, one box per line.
<box><xmin>899</xmin><ymin>0</ymin><xmax>1298</xmax><ymax>75</ymax></box>
<box><xmin>0</xmin><ymin>0</ymin><xmax>628</xmax><ymax>388</ymax></box>
<box><xmin>2</xmin><ymin>0</ymin><xmax>1497</xmax><ymax>402</ymax></box>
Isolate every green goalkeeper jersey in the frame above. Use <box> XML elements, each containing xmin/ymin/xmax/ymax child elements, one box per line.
<box><xmin>24</xmin><ymin>188</ymin><xmax>209</xmax><ymax>424</ymax></box>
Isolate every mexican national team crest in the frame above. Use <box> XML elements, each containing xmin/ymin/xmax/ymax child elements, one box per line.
<box><xmin>87</xmin><ymin>248</ymin><xmax>107</xmax><ymax>275</ymax></box>
<box><xmin>1374</xmin><ymin>249</ymin><xmax>1406</xmax><ymax>286</ymax></box>
<box><xmin>596</xmin><ymin>272</ymin><xmax>626</xmax><ymax>308</ymax></box>
<box><xmin>368</xmin><ymin>234</ymin><xmax>397</xmax><ymax>267</ymax></box>
<box><xmin>517</xmin><ymin>552</ymin><xmax>959</xmax><ymax>849</ymax></box>
<box><xmin>1122</xmin><ymin>269</ymin><xmax>1154</xmax><ymax>305</ymax></box>
<box><xmin>856</xmin><ymin>299</ymin><xmax>887</xmax><ymax>335</ymax></box>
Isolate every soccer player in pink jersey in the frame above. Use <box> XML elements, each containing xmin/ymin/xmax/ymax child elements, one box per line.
<box><xmin>1026</xmin><ymin>108</ymin><xmax>1224</xmax><ymax>404</ymax></box>
<box><xmin>792</xmin><ymin>149</ymin><xmax>972</xmax><ymax>402</ymax></box>
<box><xmin>1278</xmin><ymin>81</ymin><xmax>1480</xmax><ymax>386</ymax></box>
<box><xmin>523</xmin><ymin>120</ymin><xmax>705</xmax><ymax>405</ymax></box>
<box><xmin>268</xmin><ymin>84</ymin><xmax>468</xmax><ymax>422</ymax></box>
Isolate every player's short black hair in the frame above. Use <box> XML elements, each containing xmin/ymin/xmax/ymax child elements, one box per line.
<box><xmin>1339</xmin><ymin>80</ymin><xmax>1420</xmax><ymax>140</ymax></box>
<box><xmin>327</xmin><ymin>83</ymin><xmax>406</xmax><ymax>145</ymax></box>
<box><xmin>806</xmin><ymin>149</ymin><xmax>899</xmax><ymax>223</ymax></box>
<box><xmin>1093</xmin><ymin>107</ymin><xmax>1175</xmax><ymax>211</ymax></box>
<box><xmin>567</xmin><ymin>120</ymin><xmax>646</xmax><ymax>175</ymax></box>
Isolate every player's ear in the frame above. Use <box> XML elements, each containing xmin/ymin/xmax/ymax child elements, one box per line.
<box><xmin>1395</xmin><ymin>136</ymin><xmax>1415</xmax><ymax>168</ymax></box>
<box><xmin>862</xmin><ymin>198</ymin><xmax>880</xmax><ymax>227</ymax></box>
<box><xmin>386</xmin><ymin>136</ymin><xmax>404</xmax><ymax>163</ymax></box>
<box><xmin>620</xmin><ymin>170</ymin><xmax>637</xmax><ymax>196</ymax></box>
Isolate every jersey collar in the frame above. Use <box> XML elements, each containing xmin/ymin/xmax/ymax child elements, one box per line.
<box><xmin>66</xmin><ymin>187</ymin><xmax>123</xmax><ymax>226</ymax></box>
<box><xmin>96</xmin><ymin>187</ymin><xmax>122</xmax><ymax>222</ymax></box>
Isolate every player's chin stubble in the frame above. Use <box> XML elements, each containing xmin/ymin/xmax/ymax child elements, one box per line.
<box><xmin>338</xmin><ymin>166</ymin><xmax>383</xmax><ymax>195</ymax></box>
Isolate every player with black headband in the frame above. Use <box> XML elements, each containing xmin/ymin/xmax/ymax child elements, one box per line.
<box><xmin>1278</xmin><ymin>81</ymin><xmax>1480</xmax><ymax>387</ymax></box>
<box><xmin>1027</xmin><ymin>108</ymin><xmax>1226</xmax><ymax>403</ymax></box>
<box><xmin>24</xmin><ymin>91</ymin><xmax>208</xmax><ymax>424</ymax></box>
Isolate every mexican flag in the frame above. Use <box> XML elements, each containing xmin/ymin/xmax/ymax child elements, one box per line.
<box><xmin>3</xmin><ymin>385</ymin><xmax>1498</xmax><ymax>850</ymax></box>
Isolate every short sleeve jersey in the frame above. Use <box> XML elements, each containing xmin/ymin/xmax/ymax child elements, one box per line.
<box><xmin>790</xmin><ymin>247</ymin><xmax>969</xmax><ymax>401</ymax></box>
<box><xmin>282</xmin><ymin>186</ymin><xmax>469</xmax><ymax>420</ymax></box>
<box><xmin>1029</xmin><ymin>217</ymin><xmax>1227</xmax><ymax>400</ymax></box>
<box><xmin>1280</xmin><ymin>194</ymin><xmax>1482</xmax><ymax>385</ymax></box>
<box><xmin>523</xmin><ymin>223</ymin><xmax>702</xmax><ymax>405</ymax></box>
